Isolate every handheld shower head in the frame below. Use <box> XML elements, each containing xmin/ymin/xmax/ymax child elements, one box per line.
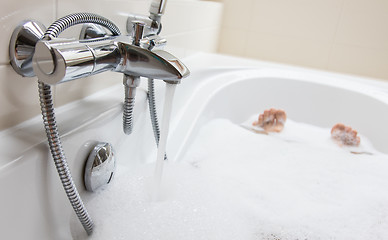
<box><xmin>149</xmin><ymin>0</ymin><xmax>167</xmax><ymax>21</ymax></box>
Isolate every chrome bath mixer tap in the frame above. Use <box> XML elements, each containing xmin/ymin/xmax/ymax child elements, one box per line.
<box><xmin>8</xmin><ymin>0</ymin><xmax>188</xmax><ymax>235</ymax></box>
<box><xmin>32</xmin><ymin>34</ymin><xmax>188</xmax><ymax>85</ymax></box>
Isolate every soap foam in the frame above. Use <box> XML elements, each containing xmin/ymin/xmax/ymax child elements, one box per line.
<box><xmin>75</xmin><ymin>118</ymin><xmax>388</xmax><ymax>240</ymax></box>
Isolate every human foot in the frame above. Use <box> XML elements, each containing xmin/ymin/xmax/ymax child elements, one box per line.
<box><xmin>331</xmin><ymin>123</ymin><xmax>360</xmax><ymax>146</ymax></box>
<box><xmin>252</xmin><ymin>108</ymin><xmax>287</xmax><ymax>132</ymax></box>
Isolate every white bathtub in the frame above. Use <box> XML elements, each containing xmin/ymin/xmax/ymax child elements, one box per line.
<box><xmin>1</xmin><ymin>53</ymin><xmax>388</xmax><ymax>239</ymax></box>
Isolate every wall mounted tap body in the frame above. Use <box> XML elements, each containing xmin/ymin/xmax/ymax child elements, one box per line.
<box><xmin>32</xmin><ymin>35</ymin><xmax>189</xmax><ymax>85</ymax></box>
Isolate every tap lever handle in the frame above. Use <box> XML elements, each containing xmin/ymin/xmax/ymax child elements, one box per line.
<box><xmin>141</xmin><ymin>35</ymin><xmax>167</xmax><ymax>50</ymax></box>
<box><xmin>132</xmin><ymin>21</ymin><xmax>145</xmax><ymax>46</ymax></box>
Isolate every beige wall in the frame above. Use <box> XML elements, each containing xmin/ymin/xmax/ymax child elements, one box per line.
<box><xmin>0</xmin><ymin>0</ymin><xmax>223</xmax><ymax>130</ymax></box>
<box><xmin>218</xmin><ymin>0</ymin><xmax>388</xmax><ymax>81</ymax></box>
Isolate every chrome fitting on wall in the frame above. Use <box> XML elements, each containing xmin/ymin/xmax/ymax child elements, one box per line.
<box><xmin>33</xmin><ymin>36</ymin><xmax>187</xmax><ymax>84</ymax></box>
<box><xmin>10</xmin><ymin>30</ymin><xmax>188</xmax><ymax>85</ymax></box>
<box><xmin>9</xmin><ymin>18</ymin><xmax>188</xmax><ymax>86</ymax></box>
<box><xmin>9</xmin><ymin>20</ymin><xmax>46</xmax><ymax>77</ymax></box>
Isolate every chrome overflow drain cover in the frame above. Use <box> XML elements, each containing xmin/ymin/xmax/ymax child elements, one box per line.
<box><xmin>84</xmin><ymin>142</ymin><xmax>116</xmax><ymax>192</ymax></box>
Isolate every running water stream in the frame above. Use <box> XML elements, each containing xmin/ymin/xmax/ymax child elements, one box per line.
<box><xmin>153</xmin><ymin>83</ymin><xmax>177</xmax><ymax>199</ymax></box>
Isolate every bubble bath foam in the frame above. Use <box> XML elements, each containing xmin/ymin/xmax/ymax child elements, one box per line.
<box><xmin>77</xmin><ymin>118</ymin><xmax>388</xmax><ymax>240</ymax></box>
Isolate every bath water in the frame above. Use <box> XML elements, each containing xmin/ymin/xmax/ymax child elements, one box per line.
<box><xmin>74</xmin><ymin>118</ymin><xmax>388</xmax><ymax>240</ymax></box>
<box><xmin>153</xmin><ymin>83</ymin><xmax>177</xmax><ymax>200</ymax></box>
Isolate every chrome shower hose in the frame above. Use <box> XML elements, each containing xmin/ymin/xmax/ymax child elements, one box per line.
<box><xmin>147</xmin><ymin>78</ymin><xmax>168</xmax><ymax>161</ymax></box>
<box><xmin>123</xmin><ymin>77</ymin><xmax>168</xmax><ymax>162</ymax></box>
<box><xmin>38</xmin><ymin>13</ymin><xmax>120</xmax><ymax>235</ymax></box>
<box><xmin>123</xmin><ymin>84</ymin><xmax>136</xmax><ymax>134</ymax></box>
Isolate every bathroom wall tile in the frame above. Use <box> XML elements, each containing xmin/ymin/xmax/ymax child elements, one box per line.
<box><xmin>218</xmin><ymin>27</ymin><xmax>248</xmax><ymax>56</ymax></box>
<box><xmin>0</xmin><ymin>0</ymin><xmax>55</xmax><ymax>64</ymax></box>
<box><xmin>163</xmin><ymin>33</ymin><xmax>190</xmax><ymax>59</ymax></box>
<box><xmin>162</xmin><ymin>1</ymin><xmax>194</xmax><ymax>36</ymax></box>
<box><xmin>0</xmin><ymin>65</ymin><xmax>42</xmax><ymax>130</ymax></box>
<box><xmin>163</xmin><ymin>0</ymin><xmax>222</xmax><ymax>36</ymax></box>
<box><xmin>327</xmin><ymin>43</ymin><xmax>388</xmax><ymax>80</ymax></box>
<box><xmin>221</xmin><ymin>0</ymin><xmax>253</xmax><ymax>30</ymax></box>
<box><xmin>185</xmin><ymin>28</ymin><xmax>220</xmax><ymax>53</ymax></box>
<box><xmin>55</xmin><ymin>0</ymin><xmax>224</xmax><ymax>67</ymax></box>
<box><xmin>189</xmin><ymin>1</ymin><xmax>223</xmax><ymax>30</ymax></box>
<box><xmin>195</xmin><ymin>28</ymin><xmax>221</xmax><ymax>53</ymax></box>
<box><xmin>55</xmin><ymin>0</ymin><xmax>223</xmax><ymax>57</ymax></box>
<box><xmin>217</xmin><ymin>0</ymin><xmax>388</xmax><ymax>80</ymax></box>
<box><xmin>57</xmin><ymin>0</ymin><xmax>223</xmax><ymax>38</ymax></box>
<box><xmin>250</xmin><ymin>0</ymin><xmax>343</xmax><ymax>42</ymax></box>
<box><xmin>163</xmin><ymin>26</ymin><xmax>221</xmax><ymax>59</ymax></box>
<box><xmin>57</xmin><ymin>0</ymin><xmax>149</xmax><ymax>37</ymax></box>
<box><xmin>244</xmin><ymin>32</ymin><xmax>331</xmax><ymax>69</ymax></box>
<box><xmin>335</xmin><ymin>0</ymin><xmax>388</xmax><ymax>50</ymax></box>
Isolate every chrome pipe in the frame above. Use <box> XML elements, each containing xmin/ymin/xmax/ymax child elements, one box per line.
<box><xmin>32</xmin><ymin>36</ymin><xmax>189</xmax><ymax>85</ymax></box>
<box><xmin>33</xmin><ymin>37</ymin><xmax>119</xmax><ymax>85</ymax></box>
<box><xmin>123</xmin><ymin>21</ymin><xmax>145</xmax><ymax>135</ymax></box>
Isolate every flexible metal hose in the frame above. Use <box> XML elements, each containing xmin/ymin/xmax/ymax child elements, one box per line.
<box><xmin>148</xmin><ymin>78</ymin><xmax>168</xmax><ymax>161</ymax></box>
<box><xmin>123</xmin><ymin>93</ymin><xmax>136</xmax><ymax>134</ymax></box>
<box><xmin>44</xmin><ymin>12</ymin><xmax>120</xmax><ymax>40</ymax></box>
<box><xmin>123</xmin><ymin>76</ymin><xmax>138</xmax><ymax>134</ymax></box>
<box><xmin>38</xmin><ymin>13</ymin><xmax>120</xmax><ymax>235</ymax></box>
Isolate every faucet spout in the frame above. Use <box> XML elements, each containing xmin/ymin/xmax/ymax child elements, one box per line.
<box><xmin>32</xmin><ymin>36</ymin><xmax>189</xmax><ymax>85</ymax></box>
<box><xmin>115</xmin><ymin>41</ymin><xmax>189</xmax><ymax>83</ymax></box>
